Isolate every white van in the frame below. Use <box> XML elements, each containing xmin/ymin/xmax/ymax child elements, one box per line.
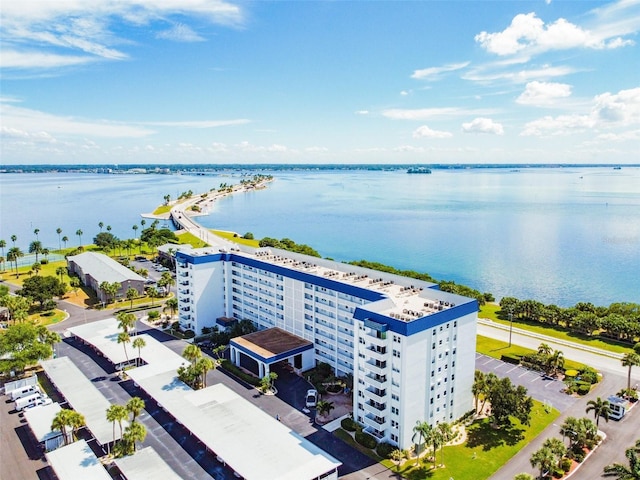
<box><xmin>16</xmin><ymin>393</ymin><xmax>45</xmax><ymax>411</ymax></box>
<box><xmin>23</xmin><ymin>396</ymin><xmax>53</xmax><ymax>411</ymax></box>
<box><xmin>10</xmin><ymin>385</ymin><xmax>41</xmax><ymax>401</ymax></box>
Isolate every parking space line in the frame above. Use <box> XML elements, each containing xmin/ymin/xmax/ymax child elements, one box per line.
<box><xmin>506</xmin><ymin>366</ymin><xmax>519</xmax><ymax>373</ymax></box>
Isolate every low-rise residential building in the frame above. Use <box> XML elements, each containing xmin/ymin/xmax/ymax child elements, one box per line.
<box><xmin>67</xmin><ymin>251</ymin><xmax>145</xmax><ymax>303</ymax></box>
<box><xmin>176</xmin><ymin>246</ymin><xmax>478</xmax><ymax>450</ymax></box>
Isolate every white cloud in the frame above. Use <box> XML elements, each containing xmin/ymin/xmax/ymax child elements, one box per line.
<box><xmin>411</xmin><ymin>61</ymin><xmax>470</xmax><ymax>80</ymax></box>
<box><xmin>521</xmin><ymin>86</ymin><xmax>640</xmax><ymax>136</ymax></box>
<box><xmin>355</xmin><ymin>110</ymin><xmax>370</xmax><ymax>115</ymax></box>
<box><xmin>462</xmin><ymin>117</ymin><xmax>504</xmax><ymax>135</ymax></box>
<box><xmin>140</xmin><ymin>119</ymin><xmax>250</xmax><ymax>128</ymax></box>
<box><xmin>412</xmin><ymin>125</ymin><xmax>453</xmax><ymax>139</ymax></box>
<box><xmin>400</xmin><ymin>90</ymin><xmax>410</xmax><ymax>96</ymax></box>
<box><xmin>383</xmin><ymin>107</ymin><xmax>495</xmax><ymax>121</ymax></box>
<box><xmin>516</xmin><ymin>81</ymin><xmax>572</xmax><ymax>105</ymax></box>
<box><xmin>1</xmin><ymin>0</ymin><xmax>243</xmax><ymax>69</ymax></box>
<box><xmin>157</xmin><ymin>23</ymin><xmax>205</xmax><ymax>42</ymax></box>
<box><xmin>475</xmin><ymin>11</ymin><xmax>634</xmax><ymax>57</ymax></box>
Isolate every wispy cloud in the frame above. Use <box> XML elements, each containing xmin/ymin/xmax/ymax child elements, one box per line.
<box><xmin>140</xmin><ymin>119</ymin><xmax>250</xmax><ymax>128</ymax></box>
<box><xmin>411</xmin><ymin>62</ymin><xmax>470</xmax><ymax>80</ymax></box>
<box><xmin>463</xmin><ymin>64</ymin><xmax>578</xmax><ymax>85</ymax></box>
<box><xmin>157</xmin><ymin>24</ymin><xmax>205</xmax><ymax>42</ymax></box>
<box><xmin>1</xmin><ymin>0</ymin><xmax>243</xmax><ymax>70</ymax></box>
<box><xmin>382</xmin><ymin>107</ymin><xmax>496</xmax><ymax>121</ymax></box>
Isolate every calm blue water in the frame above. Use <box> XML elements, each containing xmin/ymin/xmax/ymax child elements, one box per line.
<box><xmin>1</xmin><ymin>168</ymin><xmax>638</xmax><ymax>307</ymax></box>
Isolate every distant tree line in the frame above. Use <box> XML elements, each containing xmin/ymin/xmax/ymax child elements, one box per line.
<box><xmin>258</xmin><ymin>237</ymin><xmax>321</xmax><ymax>257</ymax></box>
<box><xmin>500</xmin><ymin>297</ymin><xmax>640</xmax><ymax>344</ymax></box>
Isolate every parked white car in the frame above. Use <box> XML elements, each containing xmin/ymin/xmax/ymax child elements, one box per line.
<box><xmin>305</xmin><ymin>389</ymin><xmax>318</xmax><ymax>408</ymax></box>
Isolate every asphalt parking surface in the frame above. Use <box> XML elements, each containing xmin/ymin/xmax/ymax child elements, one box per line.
<box><xmin>475</xmin><ymin>353</ymin><xmax>578</xmax><ymax>412</ymax></box>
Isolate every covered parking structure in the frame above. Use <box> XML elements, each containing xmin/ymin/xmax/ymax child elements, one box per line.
<box><xmin>68</xmin><ymin>318</ymin><xmax>186</xmax><ymax>372</ymax></box>
<box><xmin>40</xmin><ymin>356</ymin><xmax>125</xmax><ymax>447</ymax></box>
<box><xmin>45</xmin><ymin>440</ymin><xmax>111</xmax><ymax>480</ymax></box>
<box><xmin>127</xmin><ymin>365</ymin><xmax>340</xmax><ymax>480</ymax></box>
<box><xmin>114</xmin><ymin>446</ymin><xmax>182</xmax><ymax>480</ymax></box>
<box><xmin>229</xmin><ymin>327</ymin><xmax>314</xmax><ymax>379</ymax></box>
<box><xmin>23</xmin><ymin>402</ymin><xmax>65</xmax><ymax>451</ymax></box>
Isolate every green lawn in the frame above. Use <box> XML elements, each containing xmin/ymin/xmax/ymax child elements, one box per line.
<box><xmin>476</xmin><ymin>335</ymin><xmax>586</xmax><ymax>371</ymax></box>
<box><xmin>152</xmin><ymin>204</ymin><xmax>172</xmax><ymax>215</ymax></box>
<box><xmin>176</xmin><ymin>231</ymin><xmax>209</xmax><ymax>248</ymax></box>
<box><xmin>29</xmin><ymin>309</ymin><xmax>67</xmax><ymax>326</ymax></box>
<box><xmin>382</xmin><ymin>401</ymin><xmax>559</xmax><ymax>480</ymax></box>
<box><xmin>479</xmin><ymin>303</ymin><xmax>633</xmax><ymax>355</ymax></box>
<box><xmin>211</xmin><ymin>230</ymin><xmax>261</xmax><ymax>248</ymax></box>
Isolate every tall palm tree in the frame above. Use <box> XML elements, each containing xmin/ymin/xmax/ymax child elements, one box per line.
<box><xmin>68</xmin><ymin>410</ymin><xmax>86</xmax><ymax>442</ymax></box>
<box><xmin>7</xmin><ymin>247</ymin><xmax>24</xmax><ymax>274</ymax></box>
<box><xmin>195</xmin><ymin>356</ymin><xmax>215</xmax><ymax>388</ymax></box>
<box><xmin>538</xmin><ymin>343</ymin><xmax>552</xmax><ymax>356</ymax></box>
<box><xmin>117</xmin><ymin>331</ymin><xmax>131</xmax><ymax>364</ymax></box>
<box><xmin>62</xmin><ymin>236</ymin><xmax>69</xmax><ymax>248</ymax></box>
<box><xmin>530</xmin><ymin>445</ymin><xmax>555</xmax><ymax>480</ymax></box>
<box><xmin>132</xmin><ymin>224</ymin><xmax>138</xmax><ymax>238</ymax></box>
<box><xmin>543</xmin><ymin>437</ymin><xmax>567</xmax><ymax>468</ymax></box>
<box><xmin>51</xmin><ymin>409</ymin><xmax>72</xmax><ymax>445</ymax></box>
<box><xmin>437</xmin><ymin>422</ymin><xmax>455</xmax><ymax>466</ymax></box>
<box><xmin>604</xmin><ymin>446</ymin><xmax>640</xmax><ymax>479</ymax></box>
<box><xmin>29</xmin><ymin>240</ymin><xmax>43</xmax><ymax>262</ymax></box>
<box><xmin>132</xmin><ymin>337</ymin><xmax>146</xmax><ymax>367</ymax></box>
<box><xmin>0</xmin><ymin>239</ymin><xmax>6</xmax><ymax>259</ymax></box>
<box><xmin>182</xmin><ymin>344</ymin><xmax>203</xmax><ymax>363</ymax></box>
<box><xmin>56</xmin><ymin>228</ymin><xmax>62</xmax><ymax>250</ymax></box>
<box><xmin>106</xmin><ymin>225</ymin><xmax>112</xmax><ymax>232</ymax></box>
<box><xmin>586</xmin><ymin>397</ymin><xmax>611</xmax><ymax>427</ymax></box>
<box><xmin>55</xmin><ymin>266</ymin><xmax>66</xmax><ymax>283</ymax></box>
<box><xmin>117</xmin><ymin>311</ymin><xmax>136</xmax><ymax>334</ymax></box>
<box><xmin>160</xmin><ymin>271</ymin><xmax>175</xmax><ymax>295</ymax></box>
<box><xmin>164</xmin><ymin>297</ymin><xmax>178</xmax><ymax>318</ymax></box>
<box><xmin>411</xmin><ymin>421</ymin><xmax>432</xmax><ymax>465</ymax></box>
<box><xmin>75</xmin><ymin>229</ymin><xmax>83</xmax><ymax>246</ymax></box>
<box><xmin>31</xmin><ymin>262</ymin><xmax>41</xmax><ymax>276</ymax></box>
<box><xmin>472</xmin><ymin>370</ymin><xmax>486</xmax><ymax>413</ymax></box>
<box><xmin>126</xmin><ymin>287</ymin><xmax>138</xmax><ymax>309</ymax></box>
<box><xmin>33</xmin><ymin>228</ymin><xmax>40</xmax><ymax>240</ymax></box>
<box><xmin>98</xmin><ymin>221</ymin><xmax>104</xmax><ymax>231</ymax></box>
<box><xmin>622</xmin><ymin>352</ymin><xmax>640</xmax><ymax>391</ymax></box>
<box><xmin>10</xmin><ymin>235</ymin><xmax>17</xmax><ymax>247</ymax></box>
<box><xmin>126</xmin><ymin>397</ymin><xmax>145</xmax><ymax>422</ymax></box>
<box><xmin>106</xmin><ymin>404</ymin><xmax>128</xmax><ymax>454</ymax></box>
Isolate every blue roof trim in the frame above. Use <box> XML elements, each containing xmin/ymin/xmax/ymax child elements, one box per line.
<box><xmin>176</xmin><ymin>251</ymin><xmax>225</xmax><ymax>265</ymax></box>
<box><xmin>230</xmin><ymin>339</ymin><xmax>313</xmax><ymax>364</ymax></box>
<box><xmin>354</xmin><ymin>300</ymin><xmax>478</xmax><ymax>336</ymax></box>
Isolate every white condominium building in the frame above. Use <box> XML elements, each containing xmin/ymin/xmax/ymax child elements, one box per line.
<box><xmin>176</xmin><ymin>246</ymin><xmax>478</xmax><ymax>450</ymax></box>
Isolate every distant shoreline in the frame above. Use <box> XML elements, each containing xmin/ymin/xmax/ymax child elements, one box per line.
<box><xmin>1</xmin><ymin>163</ymin><xmax>638</xmax><ymax>175</ymax></box>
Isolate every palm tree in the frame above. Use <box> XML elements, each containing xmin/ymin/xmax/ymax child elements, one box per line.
<box><xmin>140</xmin><ymin>219</ymin><xmax>146</xmax><ymax>228</ymax></box>
<box><xmin>106</xmin><ymin>225</ymin><xmax>112</xmax><ymax>232</ymax></box>
<box><xmin>68</xmin><ymin>410</ymin><xmax>86</xmax><ymax>442</ymax></box>
<box><xmin>411</xmin><ymin>420</ymin><xmax>431</xmax><ymax>465</ymax></box>
<box><xmin>316</xmin><ymin>399</ymin><xmax>335</xmax><ymax>420</ymax></box>
<box><xmin>7</xmin><ymin>247</ymin><xmax>24</xmax><ymax>274</ymax></box>
<box><xmin>33</xmin><ymin>228</ymin><xmax>40</xmax><ymax>240</ymax></box>
<box><xmin>56</xmin><ymin>228</ymin><xmax>62</xmax><ymax>250</ymax></box>
<box><xmin>437</xmin><ymin>421</ymin><xmax>455</xmax><ymax>466</ymax></box>
<box><xmin>117</xmin><ymin>311</ymin><xmax>136</xmax><ymax>334</ymax></box>
<box><xmin>132</xmin><ymin>224</ymin><xmax>138</xmax><ymax>238</ymax></box>
<box><xmin>160</xmin><ymin>271</ymin><xmax>175</xmax><ymax>295</ymax></box>
<box><xmin>42</xmin><ymin>248</ymin><xmax>49</xmax><ymax>260</ymax></box>
<box><xmin>530</xmin><ymin>445</ymin><xmax>555</xmax><ymax>480</ymax></box>
<box><xmin>622</xmin><ymin>352</ymin><xmax>640</xmax><ymax>391</ymax></box>
<box><xmin>62</xmin><ymin>235</ymin><xmax>69</xmax><ymax>248</ymax></box>
<box><xmin>164</xmin><ymin>297</ymin><xmax>178</xmax><ymax>318</ymax></box>
<box><xmin>126</xmin><ymin>287</ymin><xmax>138</xmax><ymax>309</ymax></box>
<box><xmin>106</xmin><ymin>404</ymin><xmax>128</xmax><ymax>454</ymax></box>
<box><xmin>123</xmin><ymin>421</ymin><xmax>147</xmax><ymax>453</ymax></box>
<box><xmin>0</xmin><ymin>239</ymin><xmax>6</xmax><ymax>260</ymax></box>
<box><xmin>0</xmin><ymin>256</ymin><xmax>4</xmax><ymax>273</ymax></box>
<box><xmin>548</xmin><ymin>350</ymin><xmax>564</xmax><ymax>376</ymax></box>
<box><xmin>126</xmin><ymin>397</ymin><xmax>145</xmax><ymax>422</ymax></box>
<box><xmin>390</xmin><ymin>449</ymin><xmax>407</xmax><ymax>472</ymax></box>
<box><xmin>195</xmin><ymin>356</ymin><xmax>215</xmax><ymax>388</ymax></box>
<box><xmin>132</xmin><ymin>337</ymin><xmax>146</xmax><ymax>367</ymax></box>
<box><xmin>55</xmin><ymin>266</ymin><xmax>66</xmax><ymax>283</ymax></box>
<box><xmin>543</xmin><ymin>437</ymin><xmax>567</xmax><ymax>469</ymax></box>
<box><xmin>117</xmin><ymin>331</ymin><xmax>131</xmax><ymax>364</ymax></box>
<box><xmin>586</xmin><ymin>397</ymin><xmax>611</xmax><ymax>427</ymax></box>
<box><xmin>10</xmin><ymin>235</ymin><xmax>17</xmax><ymax>247</ymax></box>
<box><xmin>604</xmin><ymin>446</ymin><xmax>640</xmax><ymax>479</ymax></box>
<box><xmin>51</xmin><ymin>409</ymin><xmax>72</xmax><ymax>445</ymax></box>
<box><xmin>98</xmin><ymin>221</ymin><xmax>104</xmax><ymax>231</ymax></box>
<box><xmin>472</xmin><ymin>370</ymin><xmax>486</xmax><ymax>413</ymax></box>
<box><xmin>426</xmin><ymin>425</ymin><xmax>443</xmax><ymax>468</ymax></box>
<box><xmin>28</xmin><ymin>240</ymin><xmax>43</xmax><ymax>262</ymax></box>
<box><xmin>69</xmin><ymin>276</ymin><xmax>81</xmax><ymax>296</ymax></box>
<box><xmin>182</xmin><ymin>344</ymin><xmax>202</xmax><ymax>363</ymax></box>
<box><xmin>31</xmin><ymin>261</ymin><xmax>41</xmax><ymax>276</ymax></box>
<box><xmin>75</xmin><ymin>229</ymin><xmax>83</xmax><ymax>246</ymax></box>
<box><xmin>147</xmin><ymin>287</ymin><xmax>158</xmax><ymax>307</ymax></box>
<box><xmin>538</xmin><ymin>343</ymin><xmax>552</xmax><ymax>356</ymax></box>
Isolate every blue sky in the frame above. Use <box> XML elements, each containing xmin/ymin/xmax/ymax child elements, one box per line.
<box><xmin>1</xmin><ymin>0</ymin><xmax>639</xmax><ymax>165</ymax></box>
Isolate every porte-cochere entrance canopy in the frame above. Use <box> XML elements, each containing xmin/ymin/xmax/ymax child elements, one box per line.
<box><xmin>229</xmin><ymin>327</ymin><xmax>314</xmax><ymax>378</ymax></box>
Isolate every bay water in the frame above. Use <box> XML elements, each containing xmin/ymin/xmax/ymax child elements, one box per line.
<box><xmin>1</xmin><ymin>167</ymin><xmax>638</xmax><ymax>307</ymax></box>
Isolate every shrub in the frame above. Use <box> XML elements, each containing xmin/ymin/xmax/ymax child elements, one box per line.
<box><xmin>148</xmin><ymin>310</ymin><xmax>160</xmax><ymax>320</ymax></box>
<box><xmin>220</xmin><ymin>360</ymin><xmax>261</xmax><ymax>386</ymax></box>
<box><xmin>355</xmin><ymin>431</ymin><xmax>377</xmax><ymax>449</ymax></box>
<box><xmin>341</xmin><ymin>417</ymin><xmax>359</xmax><ymax>432</ymax></box>
<box><xmin>579</xmin><ymin>367</ymin><xmax>599</xmax><ymax>384</ymax></box>
<box><xmin>243</xmin><ymin>232</ymin><xmax>254</xmax><ymax>240</ymax></box>
<box><xmin>501</xmin><ymin>354</ymin><xmax>521</xmax><ymax>365</ymax></box>
<box><xmin>553</xmin><ymin>468</ymin><xmax>564</xmax><ymax>478</ymax></box>
<box><xmin>577</xmin><ymin>383</ymin><xmax>591</xmax><ymax>395</ymax></box>
<box><xmin>376</xmin><ymin>442</ymin><xmax>395</xmax><ymax>458</ymax></box>
<box><xmin>184</xmin><ymin>329</ymin><xmax>195</xmax><ymax>339</ymax></box>
<box><xmin>40</xmin><ymin>258</ymin><xmax>49</xmax><ymax>265</ymax></box>
<box><xmin>561</xmin><ymin>457</ymin><xmax>572</xmax><ymax>472</ymax></box>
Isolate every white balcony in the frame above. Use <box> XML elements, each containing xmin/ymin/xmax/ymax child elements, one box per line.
<box><xmin>363</xmin><ymin>401</ymin><xmax>386</xmax><ymax>416</ymax></box>
<box><xmin>362</xmin><ymin>345</ymin><xmax>387</xmax><ymax>362</ymax></box>
<box><xmin>363</xmin><ymin>373</ymin><xmax>387</xmax><ymax>389</ymax></box>
<box><xmin>364</xmin><ymin>360</ymin><xmax>387</xmax><ymax>376</ymax></box>
<box><xmin>363</xmin><ymin>387</ymin><xmax>387</xmax><ymax>403</ymax></box>
<box><xmin>363</xmin><ymin>413</ymin><xmax>387</xmax><ymax>430</ymax></box>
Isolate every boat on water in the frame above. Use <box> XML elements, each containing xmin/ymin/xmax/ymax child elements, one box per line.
<box><xmin>407</xmin><ymin>167</ymin><xmax>432</xmax><ymax>174</ymax></box>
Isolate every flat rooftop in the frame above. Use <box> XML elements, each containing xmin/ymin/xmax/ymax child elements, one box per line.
<box><xmin>68</xmin><ymin>251</ymin><xmax>145</xmax><ymax>285</ymax></box>
<box><xmin>45</xmin><ymin>440</ymin><xmax>111</xmax><ymax>480</ymax></box>
<box><xmin>126</xmin><ymin>368</ymin><xmax>340</xmax><ymax>480</ymax></box>
<box><xmin>231</xmin><ymin>327</ymin><xmax>312</xmax><ymax>361</ymax></box>
<box><xmin>114</xmin><ymin>446</ymin><xmax>182</xmax><ymax>480</ymax></box>
<box><xmin>24</xmin><ymin>402</ymin><xmax>62</xmax><ymax>443</ymax></box>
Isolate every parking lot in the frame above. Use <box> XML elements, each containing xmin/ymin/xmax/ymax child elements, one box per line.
<box><xmin>475</xmin><ymin>353</ymin><xmax>578</xmax><ymax>412</ymax></box>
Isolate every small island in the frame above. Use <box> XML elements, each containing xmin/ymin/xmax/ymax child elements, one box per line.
<box><xmin>407</xmin><ymin>167</ymin><xmax>432</xmax><ymax>174</ymax></box>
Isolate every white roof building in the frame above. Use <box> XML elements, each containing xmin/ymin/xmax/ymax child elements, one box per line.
<box><xmin>127</xmin><ymin>367</ymin><xmax>340</xmax><ymax>480</ymax></box>
<box><xmin>114</xmin><ymin>446</ymin><xmax>182</xmax><ymax>480</ymax></box>
<box><xmin>45</xmin><ymin>440</ymin><xmax>111</xmax><ymax>480</ymax></box>
<box><xmin>40</xmin><ymin>356</ymin><xmax>125</xmax><ymax>445</ymax></box>
<box><xmin>24</xmin><ymin>402</ymin><xmax>63</xmax><ymax>443</ymax></box>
